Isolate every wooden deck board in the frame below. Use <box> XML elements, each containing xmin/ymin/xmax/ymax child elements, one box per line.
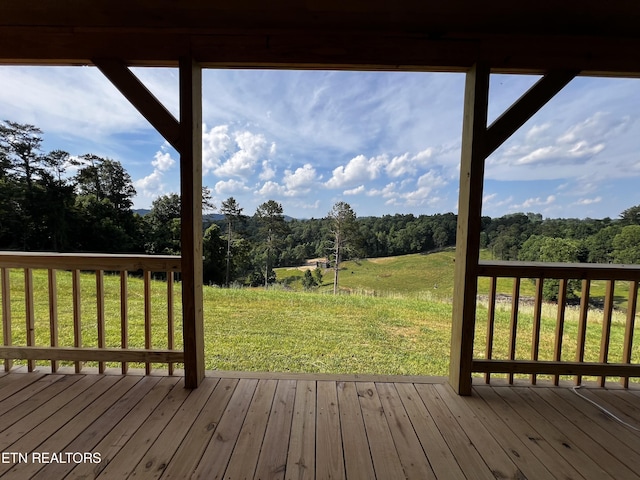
<box><xmin>494</xmin><ymin>386</ymin><xmax>616</xmax><ymax>480</ymax></box>
<box><xmin>223</xmin><ymin>378</ymin><xmax>278</xmax><ymax>479</ymax></box>
<box><xmin>285</xmin><ymin>379</ymin><xmax>316</xmax><ymax>480</ymax></box>
<box><xmin>190</xmin><ymin>378</ymin><xmax>257</xmax><ymax>480</ymax></box>
<box><xmin>355</xmin><ymin>382</ymin><xmax>406</xmax><ymax>479</ymax></box>
<box><xmin>335</xmin><ymin>381</ymin><xmax>376</xmax><ymax>480</ymax></box>
<box><xmin>0</xmin><ymin>372</ymin><xmax>639</xmax><ymax>480</ymax></box>
<box><xmin>474</xmin><ymin>385</ymin><xmax>585</xmax><ymax>480</ymax></box>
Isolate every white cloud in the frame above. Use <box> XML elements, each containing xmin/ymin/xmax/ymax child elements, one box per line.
<box><xmin>525</xmin><ymin>123</ymin><xmax>552</xmax><ymax>142</ymax></box>
<box><xmin>483</xmin><ymin>194</ymin><xmax>514</xmax><ymax>209</ymax></box>
<box><xmin>368</xmin><ymin>182</ymin><xmax>398</xmax><ymax>199</ymax></box>
<box><xmin>259</xmin><ymin>160</ymin><xmax>277</xmax><ymax>181</ymax></box>
<box><xmin>325</xmin><ymin>154</ymin><xmax>387</xmax><ymax>188</ymax></box>
<box><xmin>256</xmin><ymin>181</ymin><xmax>286</xmax><ymax>197</ymax></box>
<box><xmin>214</xmin><ymin>130</ymin><xmax>269</xmax><ymax>178</ymax></box>
<box><xmin>151</xmin><ymin>150</ymin><xmax>175</xmax><ymax>172</ymax></box>
<box><xmin>214</xmin><ymin>179</ymin><xmax>250</xmax><ymax>195</ymax></box>
<box><xmin>344</xmin><ymin>185</ymin><xmax>365</xmax><ymax>195</ymax></box>
<box><xmin>573</xmin><ymin>196</ymin><xmax>602</xmax><ymax>206</ymax></box>
<box><xmin>558</xmin><ymin>112</ymin><xmax>630</xmax><ymax>144</ymax></box>
<box><xmin>483</xmin><ymin>193</ymin><xmax>498</xmax><ymax>204</ymax></box>
<box><xmin>133</xmin><ymin>143</ymin><xmax>177</xmax><ymax>200</ymax></box>
<box><xmin>386</xmin><ymin>147</ymin><xmax>434</xmax><ymax>177</ymax></box>
<box><xmin>398</xmin><ymin>171</ymin><xmax>448</xmax><ymax>207</ymax></box>
<box><xmin>511</xmin><ymin>195</ymin><xmax>556</xmax><ymax>210</ymax></box>
<box><xmin>283</xmin><ymin>163</ymin><xmax>320</xmax><ymax>195</ymax></box>
<box><xmin>134</xmin><ymin>170</ymin><xmax>164</xmax><ymax>198</ymax></box>
<box><xmin>488</xmin><ymin>112</ymin><xmax>633</xmax><ymax>181</ymax></box>
<box><xmin>202</xmin><ymin>125</ymin><xmax>233</xmax><ymax>175</ymax></box>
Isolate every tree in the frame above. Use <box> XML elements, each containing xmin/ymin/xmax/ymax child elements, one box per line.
<box><xmin>145</xmin><ymin>193</ymin><xmax>182</xmax><ymax>254</ymax></box>
<box><xmin>619</xmin><ymin>205</ymin><xmax>640</xmax><ymax>226</ymax></box>
<box><xmin>519</xmin><ymin>235</ymin><xmax>582</xmax><ymax>301</ymax></box>
<box><xmin>584</xmin><ymin>225</ymin><xmax>621</xmax><ymax>263</ymax></box>
<box><xmin>255</xmin><ymin>200</ymin><xmax>288</xmax><ymax>287</ymax></box>
<box><xmin>612</xmin><ymin>225</ymin><xmax>640</xmax><ymax>264</ymax></box>
<box><xmin>302</xmin><ymin>269</ymin><xmax>317</xmax><ymax>290</ymax></box>
<box><xmin>0</xmin><ymin>121</ymin><xmax>47</xmax><ymax>248</ymax></box>
<box><xmin>327</xmin><ymin>201</ymin><xmax>358</xmax><ymax>294</ymax></box>
<box><xmin>220</xmin><ymin>197</ymin><xmax>243</xmax><ymax>286</ymax></box>
<box><xmin>203</xmin><ymin>224</ymin><xmax>227</xmax><ymax>285</ymax></box>
<box><xmin>74</xmin><ymin>155</ymin><xmax>136</xmax><ymax>210</ymax></box>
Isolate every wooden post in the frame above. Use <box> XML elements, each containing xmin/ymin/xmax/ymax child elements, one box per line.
<box><xmin>180</xmin><ymin>56</ymin><xmax>205</xmax><ymax>388</ymax></box>
<box><xmin>449</xmin><ymin>63</ymin><xmax>489</xmax><ymax>396</ymax></box>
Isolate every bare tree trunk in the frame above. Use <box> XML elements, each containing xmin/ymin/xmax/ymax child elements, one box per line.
<box><xmin>333</xmin><ymin>233</ymin><xmax>340</xmax><ymax>294</ymax></box>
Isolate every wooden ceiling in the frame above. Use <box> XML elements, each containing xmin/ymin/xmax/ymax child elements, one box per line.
<box><xmin>1</xmin><ymin>0</ymin><xmax>640</xmax><ymax>76</ymax></box>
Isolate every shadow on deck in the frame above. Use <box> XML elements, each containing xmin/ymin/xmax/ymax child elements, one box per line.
<box><xmin>1</xmin><ymin>369</ymin><xmax>639</xmax><ymax>479</ymax></box>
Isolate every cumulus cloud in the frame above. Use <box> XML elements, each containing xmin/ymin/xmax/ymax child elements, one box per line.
<box><xmin>368</xmin><ymin>182</ymin><xmax>398</xmax><ymax>199</ymax></box>
<box><xmin>256</xmin><ymin>181</ymin><xmax>286</xmax><ymax>197</ymax></box>
<box><xmin>385</xmin><ymin>147</ymin><xmax>434</xmax><ymax>177</ymax></box>
<box><xmin>202</xmin><ymin>125</ymin><xmax>233</xmax><ymax>174</ymax></box>
<box><xmin>202</xmin><ymin>125</ymin><xmax>275</xmax><ymax>179</ymax></box>
<box><xmin>400</xmin><ymin>170</ymin><xmax>448</xmax><ymax>206</ymax></box>
<box><xmin>214</xmin><ymin>179</ymin><xmax>250</xmax><ymax>195</ymax></box>
<box><xmin>259</xmin><ymin>160</ymin><xmax>276</xmax><ymax>181</ymax></box>
<box><xmin>151</xmin><ymin>150</ymin><xmax>175</xmax><ymax>172</ymax></box>
<box><xmin>135</xmin><ymin>170</ymin><xmax>164</xmax><ymax>197</ymax></box>
<box><xmin>214</xmin><ymin>130</ymin><xmax>269</xmax><ymax>178</ymax></box>
<box><xmin>325</xmin><ymin>154</ymin><xmax>387</xmax><ymax>188</ymax></box>
<box><xmin>283</xmin><ymin>163</ymin><xmax>320</xmax><ymax>195</ymax></box>
<box><xmin>344</xmin><ymin>185</ymin><xmax>365</xmax><ymax>195</ymax></box>
<box><xmin>134</xmin><ymin>143</ymin><xmax>177</xmax><ymax>199</ymax></box>
<box><xmin>511</xmin><ymin>195</ymin><xmax>556</xmax><ymax>210</ymax></box>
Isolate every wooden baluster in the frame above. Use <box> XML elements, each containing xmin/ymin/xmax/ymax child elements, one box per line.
<box><xmin>24</xmin><ymin>268</ymin><xmax>35</xmax><ymax>372</ymax></box>
<box><xmin>621</xmin><ymin>280</ymin><xmax>638</xmax><ymax>388</ymax></box>
<box><xmin>144</xmin><ymin>270</ymin><xmax>152</xmax><ymax>375</ymax></box>
<box><xmin>553</xmin><ymin>279</ymin><xmax>568</xmax><ymax>386</ymax></box>
<box><xmin>167</xmin><ymin>271</ymin><xmax>175</xmax><ymax>375</ymax></box>
<box><xmin>599</xmin><ymin>280</ymin><xmax>615</xmax><ymax>387</ymax></box>
<box><xmin>575</xmin><ymin>279</ymin><xmax>591</xmax><ymax>386</ymax></box>
<box><xmin>96</xmin><ymin>270</ymin><xmax>106</xmax><ymax>373</ymax></box>
<box><xmin>1</xmin><ymin>267</ymin><xmax>12</xmax><ymax>372</ymax></box>
<box><xmin>48</xmin><ymin>269</ymin><xmax>58</xmax><ymax>373</ymax></box>
<box><xmin>72</xmin><ymin>269</ymin><xmax>82</xmax><ymax>373</ymax></box>
<box><xmin>530</xmin><ymin>278</ymin><xmax>544</xmax><ymax>385</ymax></box>
<box><xmin>121</xmin><ymin>271</ymin><xmax>128</xmax><ymax>374</ymax></box>
<box><xmin>484</xmin><ymin>276</ymin><xmax>497</xmax><ymax>384</ymax></box>
<box><xmin>508</xmin><ymin>277</ymin><xmax>520</xmax><ymax>384</ymax></box>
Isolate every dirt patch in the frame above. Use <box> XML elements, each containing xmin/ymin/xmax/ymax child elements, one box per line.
<box><xmin>293</xmin><ymin>258</ymin><xmax>329</xmax><ymax>272</ymax></box>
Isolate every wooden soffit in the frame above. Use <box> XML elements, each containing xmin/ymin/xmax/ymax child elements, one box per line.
<box><xmin>1</xmin><ymin>0</ymin><xmax>640</xmax><ymax>76</ymax></box>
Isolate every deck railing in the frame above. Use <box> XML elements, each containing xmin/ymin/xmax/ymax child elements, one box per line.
<box><xmin>474</xmin><ymin>260</ymin><xmax>640</xmax><ymax>387</ymax></box>
<box><xmin>0</xmin><ymin>252</ymin><xmax>184</xmax><ymax>375</ymax></box>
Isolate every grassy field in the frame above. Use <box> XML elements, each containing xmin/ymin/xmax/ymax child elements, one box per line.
<box><xmin>277</xmin><ymin>249</ymin><xmax>638</xmax><ymax>308</ymax></box>
<box><xmin>1</xmin><ymin>251</ymin><xmax>638</xmax><ymax>379</ymax></box>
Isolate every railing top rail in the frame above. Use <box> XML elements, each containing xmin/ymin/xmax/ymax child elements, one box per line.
<box><xmin>478</xmin><ymin>260</ymin><xmax>640</xmax><ymax>281</ymax></box>
<box><xmin>0</xmin><ymin>251</ymin><xmax>182</xmax><ymax>272</ymax></box>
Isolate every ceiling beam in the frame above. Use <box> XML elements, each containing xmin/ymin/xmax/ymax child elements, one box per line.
<box><xmin>0</xmin><ymin>31</ymin><xmax>639</xmax><ymax>77</ymax></box>
<box><xmin>93</xmin><ymin>59</ymin><xmax>181</xmax><ymax>152</ymax></box>
<box><xmin>485</xmin><ymin>70</ymin><xmax>578</xmax><ymax>157</ymax></box>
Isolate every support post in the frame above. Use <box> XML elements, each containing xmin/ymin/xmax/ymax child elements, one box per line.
<box><xmin>449</xmin><ymin>63</ymin><xmax>489</xmax><ymax>395</ymax></box>
<box><xmin>180</xmin><ymin>56</ymin><xmax>205</xmax><ymax>388</ymax></box>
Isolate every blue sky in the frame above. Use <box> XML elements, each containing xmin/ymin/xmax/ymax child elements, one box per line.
<box><xmin>1</xmin><ymin>66</ymin><xmax>638</xmax><ymax>220</ymax></box>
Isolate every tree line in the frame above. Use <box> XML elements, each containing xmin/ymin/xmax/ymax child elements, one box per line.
<box><xmin>3</xmin><ymin>120</ymin><xmax>640</xmax><ymax>292</ymax></box>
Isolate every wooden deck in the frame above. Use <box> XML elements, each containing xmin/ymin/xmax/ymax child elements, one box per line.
<box><xmin>1</xmin><ymin>370</ymin><xmax>640</xmax><ymax>479</ymax></box>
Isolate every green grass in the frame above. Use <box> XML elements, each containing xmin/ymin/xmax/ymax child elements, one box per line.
<box><xmin>202</xmin><ymin>288</ymin><xmax>452</xmax><ymax>375</ymax></box>
<box><xmin>276</xmin><ymin>250</ymin><xmax>457</xmax><ymax>298</ymax></box>
<box><xmin>2</xmin><ymin>251</ymin><xmax>639</xmax><ymax>380</ymax></box>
